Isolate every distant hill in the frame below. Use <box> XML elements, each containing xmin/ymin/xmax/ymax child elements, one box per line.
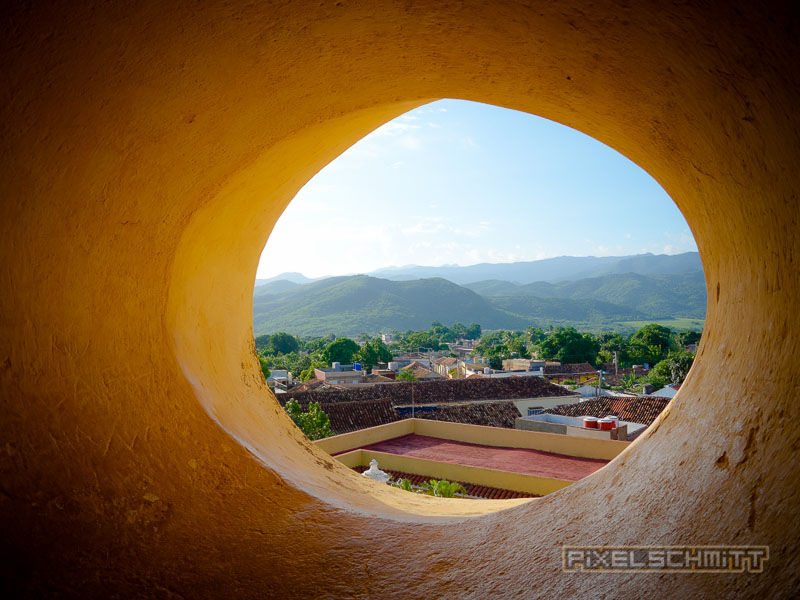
<box><xmin>368</xmin><ymin>252</ymin><xmax>702</xmax><ymax>284</ymax></box>
<box><xmin>252</xmin><ymin>270</ymin><xmax>707</xmax><ymax>336</ymax></box>
<box><xmin>253</xmin><ymin>279</ymin><xmax>300</xmax><ymax>295</ymax></box>
<box><xmin>253</xmin><ymin>275</ymin><xmax>531</xmax><ymax>336</ymax></box>
<box><xmin>254</xmin><ymin>272</ymin><xmax>317</xmax><ymax>287</ymax></box>
<box><xmin>466</xmin><ymin>271</ymin><xmax>707</xmax><ymax>318</ymax></box>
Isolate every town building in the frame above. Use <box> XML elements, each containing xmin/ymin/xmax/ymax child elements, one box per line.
<box><xmin>542</xmin><ymin>362</ymin><xmax>598</xmax><ymax>384</ymax></box>
<box><xmin>399</xmin><ymin>362</ymin><xmax>444</xmax><ymax>380</ymax></box>
<box><xmin>502</xmin><ymin>358</ymin><xmax>547</xmax><ymax>372</ymax></box>
<box><xmin>458</xmin><ymin>357</ymin><xmax>490</xmax><ymax>378</ymax></box>
<box><xmin>648</xmin><ymin>383</ymin><xmax>681</xmax><ymax>398</ymax></box>
<box><xmin>315</xmin><ymin>418</ymin><xmax>627</xmax><ymax>498</ymax></box>
<box><xmin>432</xmin><ymin>356</ymin><xmax>458</xmax><ymax>378</ymax></box>
<box><xmin>282</xmin><ymin>376</ymin><xmax>582</xmax><ymax>435</ymax></box>
<box><xmin>535</xmin><ymin>396</ymin><xmax>671</xmax><ymax>441</ymax></box>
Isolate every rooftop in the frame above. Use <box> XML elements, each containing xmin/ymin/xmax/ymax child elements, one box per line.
<box><xmin>543</xmin><ymin>396</ymin><xmax>670</xmax><ymax>440</ymax></box>
<box><xmin>543</xmin><ymin>362</ymin><xmax>597</xmax><ymax>375</ymax></box>
<box><xmin>353</xmin><ymin>434</ymin><xmax>609</xmax><ymax>481</ymax></box>
<box><xmin>351</xmin><ymin>465</ymin><xmax>538</xmax><ymax>500</ymax></box>
<box><xmin>284</xmin><ymin>375</ymin><xmax>575</xmax><ymax>405</ymax></box>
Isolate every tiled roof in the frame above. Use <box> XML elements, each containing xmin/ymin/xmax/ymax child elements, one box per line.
<box><xmin>368</xmin><ymin>374</ymin><xmax>396</xmax><ymax>383</ymax></box>
<box><xmin>408</xmin><ymin>366</ymin><xmax>443</xmax><ymax>379</ymax></box>
<box><xmin>352</xmin><ymin>466</ymin><xmax>538</xmax><ymax>499</ymax></box>
<box><xmin>401</xmin><ymin>361</ymin><xmax>428</xmax><ymax>370</ymax></box>
<box><xmin>288</xmin><ymin>379</ymin><xmax>326</xmax><ymax>393</ymax></box>
<box><xmin>433</xmin><ymin>357</ymin><xmax>458</xmax><ymax>367</ymax></box>
<box><xmin>543</xmin><ymin>362</ymin><xmax>597</xmax><ymax>375</ymax></box>
<box><xmin>412</xmin><ymin>401</ymin><xmax>522</xmax><ymax>429</ymax></box>
<box><xmin>319</xmin><ymin>399</ymin><xmax>400</xmax><ymax>434</ymax></box>
<box><xmin>543</xmin><ymin>396</ymin><xmax>670</xmax><ymax>440</ymax></box>
<box><xmin>284</xmin><ymin>375</ymin><xmax>574</xmax><ymax>405</ymax></box>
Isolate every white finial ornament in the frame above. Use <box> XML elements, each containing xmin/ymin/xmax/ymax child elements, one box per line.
<box><xmin>362</xmin><ymin>459</ymin><xmax>390</xmax><ymax>483</ymax></box>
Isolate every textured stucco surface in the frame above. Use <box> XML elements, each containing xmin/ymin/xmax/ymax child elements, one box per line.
<box><xmin>1</xmin><ymin>1</ymin><xmax>799</xmax><ymax>597</ymax></box>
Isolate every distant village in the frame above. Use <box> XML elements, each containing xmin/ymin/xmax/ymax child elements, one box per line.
<box><xmin>260</xmin><ymin>324</ymin><xmax>698</xmax><ymax>499</ymax></box>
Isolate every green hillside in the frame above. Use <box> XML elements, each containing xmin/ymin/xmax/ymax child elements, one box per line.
<box><xmin>467</xmin><ymin>271</ymin><xmax>707</xmax><ymax>319</ymax></box>
<box><xmin>252</xmin><ymin>276</ymin><xmax>530</xmax><ymax>336</ymax></box>
<box><xmin>252</xmin><ymin>271</ymin><xmax>707</xmax><ymax>336</ymax></box>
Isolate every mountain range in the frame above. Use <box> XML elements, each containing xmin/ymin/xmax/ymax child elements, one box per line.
<box><xmin>255</xmin><ymin>251</ymin><xmax>702</xmax><ymax>287</ymax></box>
<box><xmin>253</xmin><ymin>253</ymin><xmax>706</xmax><ymax>337</ymax></box>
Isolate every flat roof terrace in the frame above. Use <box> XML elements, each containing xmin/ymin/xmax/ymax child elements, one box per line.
<box><xmin>344</xmin><ymin>433</ymin><xmax>610</xmax><ymax>481</ymax></box>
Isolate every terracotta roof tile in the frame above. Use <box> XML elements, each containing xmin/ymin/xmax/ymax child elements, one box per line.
<box><xmin>411</xmin><ymin>401</ymin><xmax>522</xmax><ymax>429</ymax></box>
<box><xmin>352</xmin><ymin>466</ymin><xmax>539</xmax><ymax>500</ymax></box>
<box><xmin>284</xmin><ymin>375</ymin><xmax>573</xmax><ymax>405</ymax></box>
<box><xmin>543</xmin><ymin>362</ymin><xmax>597</xmax><ymax>375</ymax></box>
<box><xmin>543</xmin><ymin>396</ymin><xmax>670</xmax><ymax>440</ymax></box>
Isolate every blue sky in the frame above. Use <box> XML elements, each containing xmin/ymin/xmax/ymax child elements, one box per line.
<box><xmin>257</xmin><ymin>99</ymin><xmax>696</xmax><ymax>279</ymax></box>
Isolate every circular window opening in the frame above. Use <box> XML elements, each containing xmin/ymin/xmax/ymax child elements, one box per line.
<box><xmin>252</xmin><ymin>99</ymin><xmax>703</xmax><ymax>502</ymax></box>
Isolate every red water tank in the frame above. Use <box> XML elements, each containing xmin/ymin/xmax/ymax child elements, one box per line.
<box><xmin>598</xmin><ymin>418</ymin><xmax>614</xmax><ymax>431</ymax></box>
<box><xmin>583</xmin><ymin>417</ymin><xmax>599</xmax><ymax>429</ymax></box>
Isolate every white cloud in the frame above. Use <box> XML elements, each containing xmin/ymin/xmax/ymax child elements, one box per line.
<box><xmin>391</xmin><ymin>161</ymin><xmax>405</xmax><ymax>168</ymax></box>
<box><xmin>367</xmin><ymin>121</ymin><xmax>420</xmax><ymax>138</ymax></box>
<box><xmin>397</xmin><ymin>135</ymin><xmax>423</xmax><ymax>151</ymax></box>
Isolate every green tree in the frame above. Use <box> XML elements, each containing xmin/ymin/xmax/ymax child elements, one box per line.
<box><xmin>265</xmin><ymin>332</ymin><xmax>300</xmax><ymax>355</ymax></box>
<box><xmin>322</xmin><ymin>337</ymin><xmax>360</xmax><ymax>364</ymax></box>
<box><xmin>465</xmin><ymin>323</ymin><xmax>482</xmax><ymax>339</ymax></box>
<box><xmin>298</xmin><ymin>360</ymin><xmax>327</xmax><ymax>381</ymax></box>
<box><xmin>631</xmin><ymin>324</ymin><xmax>674</xmax><ymax>357</ymax></box>
<box><xmin>676</xmin><ymin>330</ymin><xmax>702</xmax><ymax>347</ymax></box>
<box><xmin>650</xmin><ymin>350</ymin><xmax>695</xmax><ymax>384</ymax></box>
<box><xmin>258</xmin><ymin>355</ymin><xmax>271</xmax><ymax>381</ymax></box>
<box><xmin>396</xmin><ymin>370</ymin><xmax>417</xmax><ymax>382</ymax></box>
<box><xmin>627</xmin><ymin>341</ymin><xmax>665</xmax><ymax>368</ymax></box>
<box><xmin>284</xmin><ymin>399</ymin><xmax>333</xmax><ymax>440</ymax></box>
<box><xmin>357</xmin><ymin>338</ymin><xmax>393</xmax><ymax>371</ymax></box>
<box><xmin>405</xmin><ymin>330</ymin><xmax>441</xmax><ymax>351</ymax></box>
<box><xmin>537</xmin><ymin>328</ymin><xmax>600</xmax><ymax>365</ymax></box>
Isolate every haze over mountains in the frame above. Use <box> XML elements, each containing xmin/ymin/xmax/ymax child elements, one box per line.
<box><xmin>256</xmin><ymin>252</ymin><xmax>702</xmax><ymax>287</ymax></box>
<box><xmin>253</xmin><ymin>252</ymin><xmax>706</xmax><ymax>336</ymax></box>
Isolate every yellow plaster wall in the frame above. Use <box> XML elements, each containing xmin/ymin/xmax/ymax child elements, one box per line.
<box><xmin>354</xmin><ymin>450</ymin><xmax>572</xmax><ymax>497</ymax></box>
<box><xmin>315</xmin><ymin>418</ymin><xmax>627</xmax><ymax>460</ymax></box>
<box><xmin>1</xmin><ymin>0</ymin><xmax>798</xmax><ymax>597</ymax></box>
<box><xmin>413</xmin><ymin>419</ymin><xmax>629</xmax><ymax>460</ymax></box>
<box><xmin>314</xmin><ymin>420</ymin><xmax>416</xmax><ymax>456</ymax></box>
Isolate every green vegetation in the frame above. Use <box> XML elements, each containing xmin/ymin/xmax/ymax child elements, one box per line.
<box><xmin>389</xmin><ymin>477</ymin><xmax>466</xmax><ymax>498</ymax></box>
<box><xmin>395</xmin><ymin>321</ymin><xmax>481</xmax><ymax>353</ymax></box>
<box><xmin>253</xmin><ymin>269</ymin><xmax>706</xmax><ymax>337</ymax></box>
<box><xmin>537</xmin><ymin>328</ymin><xmax>600</xmax><ymax>365</ymax></box>
<box><xmin>253</xmin><ymin>318</ymin><xmax>700</xmax><ymax>394</ymax></box>
<box><xmin>620</xmin><ymin>318</ymin><xmax>706</xmax><ymax>332</ymax></box>
<box><xmin>284</xmin><ymin>399</ymin><xmax>333</xmax><ymax>440</ymax></box>
<box><xmin>396</xmin><ymin>370</ymin><xmax>417</xmax><ymax>382</ymax></box>
<box><xmin>391</xmin><ymin>478</ymin><xmax>414</xmax><ymax>492</ymax></box>
<box><xmin>322</xmin><ymin>338</ymin><xmax>360</xmax><ymax>364</ymax></box>
<box><xmin>420</xmin><ymin>479</ymin><xmax>467</xmax><ymax>498</ymax></box>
